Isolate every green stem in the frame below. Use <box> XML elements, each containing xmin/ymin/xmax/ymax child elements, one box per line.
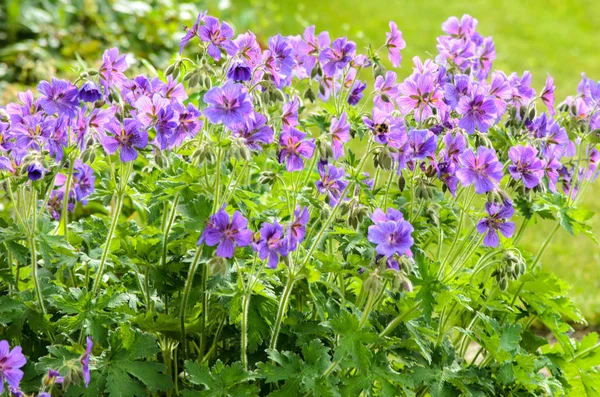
<box><xmin>198</xmin><ymin>259</ymin><xmax>209</xmax><ymax>361</ymax></box>
<box><xmin>180</xmin><ymin>247</ymin><xmax>202</xmax><ymax>358</ymax></box>
<box><xmin>61</xmin><ymin>157</ymin><xmax>75</xmax><ymax>238</ymax></box>
<box><xmin>91</xmin><ymin>192</ymin><xmax>124</xmax><ymax>295</ymax></box>
<box><xmin>213</xmin><ymin>148</ymin><xmax>223</xmax><ymax>211</ymax></box>
<box><xmin>29</xmin><ymin>190</ymin><xmax>46</xmax><ymax>315</ymax></box>
<box><xmin>269</xmin><ymin>274</ymin><xmax>297</xmax><ymax>351</ymax></box>
<box><xmin>241</xmin><ymin>292</ymin><xmax>251</xmax><ymax>369</ymax></box>
<box><xmin>379</xmin><ymin>304</ymin><xmax>418</xmax><ymax>338</ymax></box>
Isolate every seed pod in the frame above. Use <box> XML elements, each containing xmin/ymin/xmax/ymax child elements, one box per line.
<box><xmin>528</xmin><ymin>106</ymin><xmax>536</xmax><ymax>121</ymax></box>
<box><xmin>318</xmin><ymin>137</ymin><xmax>332</xmax><ymax>159</ymax></box>
<box><xmin>165</xmin><ymin>63</ymin><xmax>176</xmax><ymax>76</ymax></box>
<box><xmin>398</xmin><ymin>174</ymin><xmax>406</xmax><ymax>192</ymax></box>
<box><xmin>373</xmin><ymin>63</ymin><xmax>385</xmax><ymax>80</ymax></box>
<box><xmin>380</xmin><ymin>94</ymin><xmax>391</xmax><ymax>103</ymax></box>
<box><xmin>258</xmin><ymin>171</ymin><xmax>277</xmax><ymax>185</ymax></box>
<box><xmin>499</xmin><ymin>276</ymin><xmax>508</xmax><ymax>291</ymax></box>
<box><xmin>304</xmin><ymin>87</ymin><xmax>316</xmax><ymax>103</ymax></box>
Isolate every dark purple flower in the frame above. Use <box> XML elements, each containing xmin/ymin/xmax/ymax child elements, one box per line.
<box><xmin>155</xmin><ymin>106</ymin><xmax>178</xmax><ymax>149</ymax></box>
<box><xmin>319</xmin><ymin>37</ymin><xmax>356</xmax><ymax>77</ymax></box>
<box><xmin>437</xmin><ymin>157</ymin><xmax>459</xmax><ymax>196</ymax></box>
<box><xmin>508</xmin><ymin>145</ymin><xmax>544</xmax><ymax>189</ymax></box>
<box><xmin>198</xmin><ymin>208</ymin><xmax>252</xmax><ymax>258</ymax></box>
<box><xmin>408</xmin><ymin>129</ymin><xmax>437</xmax><ymax>160</ymax></box>
<box><xmin>179</xmin><ymin>11</ymin><xmax>207</xmax><ymax>54</ymax></box>
<box><xmin>72</xmin><ymin>160</ymin><xmax>96</xmax><ymax>203</ymax></box>
<box><xmin>203</xmin><ymin>82</ymin><xmax>253</xmax><ymax>126</ymax></box>
<box><xmin>230</xmin><ymin>112</ymin><xmax>274</xmax><ymax>151</ymax></box>
<box><xmin>278</xmin><ymin>127</ymin><xmax>315</xmax><ymax>172</ymax></box>
<box><xmin>26</xmin><ymin>162</ymin><xmax>44</xmax><ymax>181</ymax></box>
<box><xmin>368</xmin><ymin>208</ymin><xmax>414</xmax><ymax>257</ymax></box>
<box><xmin>456</xmin><ymin>93</ymin><xmax>497</xmax><ymax>134</ymax></box>
<box><xmin>363</xmin><ymin>108</ymin><xmax>407</xmax><ymax>147</ymax></box>
<box><xmin>81</xmin><ymin>337</ymin><xmax>92</xmax><ymax>388</ymax></box>
<box><xmin>0</xmin><ymin>340</ymin><xmax>26</xmax><ymax>393</ymax></box>
<box><xmin>78</xmin><ymin>81</ymin><xmax>103</xmax><ymax>103</ymax></box>
<box><xmin>287</xmin><ymin>206</ymin><xmax>309</xmax><ymax>251</ymax></box>
<box><xmin>227</xmin><ymin>61</ymin><xmax>252</xmax><ymax>82</ymax></box>
<box><xmin>456</xmin><ymin>146</ymin><xmax>503</xmax><ymax>194</ymax></box>
<box><xmin>101</xmin><ymin>119</ymin><xmax>148</xmax><ymax>162</ymax></box>
<box><xmin>348</xmin><ymin>80</ymin><xmax>367</xmax><ymax>106</ymax></box>
<box><xmin>541</xmin><ymin>74</ymin><xmax>556</xmax><ymax>115</ymax></box>
<box><xmin>330</xmin><ymin>112</ymin><xmax>350</xmax><ymax>159</ymax></box>
<box><xmin>386</xmin><ymin>21</ymin><xmax>406</xmax><ymax>67</ymax></box>
<box><xmin>315</xmin><ymin>162</ymin><xmax>348</xmax><ymax>206</ymax></box>
<box><xmin>37</xmin><ymin>78</ymin><xmax>79</xmax><ymax>117</ymax></box>
<box><xmin>99</xmin><ymin>48</ymin><xmax>128</xmax><ymax>93</ymax></box>
<box><xmin>476</xmin><ymin>202</ymin><xmax>515</xmax><ymax>248</ymax></box>
<box><xmin>254</xmin><ymin>221</ymin><xmax>289</xmax><ymax>269</ymax></box>
<box><xmin>198</xmin><ymin>16</ymin><xmax>237</xmax><ymax>61</ymax></box>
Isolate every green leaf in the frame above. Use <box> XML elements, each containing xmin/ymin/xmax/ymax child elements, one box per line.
<box><xmin>185</xmin><ymin>360</ymin><xmax>259</xmax><ymax>396</ymax></box>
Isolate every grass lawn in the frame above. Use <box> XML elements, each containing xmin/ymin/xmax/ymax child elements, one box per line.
<box><xmin>222</xmin><ymin>0</ymin><xmax>600</xmax><ymax>321</ymax></box>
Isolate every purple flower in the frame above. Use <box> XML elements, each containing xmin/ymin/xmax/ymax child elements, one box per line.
<box><xmin>348</xmin><ymin>80</ymin><xmax>367</xmax><ymax>106</ymax></box>
<box><xmin>441</xmin><ymin>14</ymin><xmax>478</xmax><ymax>38</ymax></box>
<box><xmin>101</xmin><ymin>119</ymin><xmax>148</xmax><ymax>162</ymax></box>
<box><xmin>541</xmin><ymin>74</ymin><xmax>556</xmax><ymax>115</ymax></box>
<box><xmin>278</xmin><ymin>127</ymin><xmax>316</xmax><ymax>172</ymax></box>
<box><xmin>444</xmin><ymin>74</ymin><xmax>472</xmax><ymax>110</ymax></box>
<box><xmin>543</xmin><ymin>151</ymin><xmax>562</xmax><ymax>193</ymax></box>
<box><xmin>198</xmin><ymin>208</ymin><xmax>252</xmax><ymax>258</ymax></box>
<box><xmin>281</xmin><ymin>97</ymin><xmax>299</xmax><ymax>129</ymax></box>
<box><xmin>368</xmin><ymin>208</ymin><xmax>414</xmax><ymax>257</ymax></box>
<box><xmin>37</xmin><ymin>78</ymin><xmax>80</xmax><ymax>117</ymax></box>
<box><xmin>44</xmin><ymin>369</ymin><xmax>64</xmax><ymax>386</ymax></box>
<box><xmin>488</xmin><ymin>71</ymin><xmax>512</xmax><ymax>117</ymax></box>
<box><xmin>363</xmin><ymin>108</ymin><xmax>407</xmax><ymax>147</ymax></box>
<box><xmin>254</xmin><ymin>221</ymin><xmax>289</xmax><ymax>269</ymax></box>
<box><xmin>235</xmin><ymin>32</ymin><xmax>262</xmax><ymax>67</ymax></box>
<box><xmin>440</xmin><ymin>131</ymin><xmax>466</xmax><ymax>164</ymax></box>
<box><xmin>198</xmin><ymin>16</ymin><xmax>237</xmax><ymax>61</ymax></box>
<box><xmin>135</xmin><ymin>94</ymin><xmax>170</xmax><ymax>128</ymax></box>
<box><xmin>374</xmin><ymin>71</ymin><xmax>400</xmax><ymax>111</ymax></box>
<box><xmin>227</xmin><ymin>61</ymin><xmax>252</xmax><ymax>82</ymax></box>
<box><xmin>78</xmin><ymin>81</ymin><xmax>103</xmax><ymax>103</ymax></box>
<box><xmin>179</xmin><ymin>11</ymin><xmax>207</xmax><ymax>53</ymax></box>
<box><xmin>287</xmin><ymin>206</ymin><xmax>309</xmax><ymax>251</ymax></box>
<box><xmin>508</xmin><ymin>71</ymin><xmax>536</xmax><ymax>108</ymax></box>
<box><xmin>47</xmin><ymin>190</ymin><xmax>74</xmax><ymax>221</ymax></box>
<box><xmin>476</xmin><ymin>202</ymin><xmax>515</xmax><ymax>248</ymax></box>
<box><xmin>408</xmin><ymin>129</ymin><xmax>437</xmax><ymax>160</ymax></box>
<box><xmin>330</xmin><ymin>112</ymin><xmax>350</xmax><ymax>159</ymax></box>
<box><xmin>26</xmin><ymin>162</ymin><xmax>45</xmax><ymax>181</ymax></box>
<box><xmin>81</xmin><ymin>337</ymin><xmax>93</xmax><ymax>388</ymax></box>
<box><xmin>386</xmin><ymin>22</ymin><xmax>406</xmax><ymax>67</ymax></box>
<box><xmin>315</xmin><ymin>162</ymin><xmax>348</xmax><ymax>206</ymax></box>
<box><xmin>155</xmin><ymin>76</ymin><xmax>188</xmax><ymax>103</ymax></box>
<box><xmin>171</xmin><ymin>103</ymin><xmax>202</xmax><ymax>147</ymax></box>
<box><xmin>264</xmin><ymin>35</ymin><xmax>295</xmax><ymax>83</ymax></box>
<box><xmin>397</xmin><ymin>73</ymin><xmax>445</xmax><ymax>122</ymax></box>
<box><xmin>72</xmin><ymin>160</ymin><xmax>96</xmax><ymax>203</ymax></box>
<box><xmin>0</xmin><ymin>340</ymin><xmax>26</xmax><ymax>393</ymax></box>
<box><xmin>230</xmin><ymin>112</ymin><xmax>274</xmax><ymax>151</ymax></box>
<box><xmin>437</xmin><ymin>157</ymin><xmax>459</xmax><ymax>196</ymax></box>
<box><xmin>99</xmin><ymin>48</ymin><xmax>128</xmax><ymax>93</ymax></box>
<box><xmin>508</xmin><ymin>145</ymin><xmax>545</xmax><ymax>189</ymax></box>
<box><xmin>319</xmin><ymin>37</ymin><xmax>356</xmax><ymax>77</ymax></box>
<box><xmin>203</xmin><ymin>82</ymin><xmax>253</xmax><ymax>126</ymax></box>
<box><xmin>456</xmin><ymin>147</ymin><xmax>503</xmax><ymax>194</ymax></box>
<box><xmin>456</xmin><ymin>93</ymin><xmax>497</xmax><ymax>134</ymax></box>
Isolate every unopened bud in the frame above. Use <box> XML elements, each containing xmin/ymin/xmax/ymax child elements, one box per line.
<box><xmin>208</xmin><ymin>256</ymin><xmax>227</xmax><ymax>277</ymax></box>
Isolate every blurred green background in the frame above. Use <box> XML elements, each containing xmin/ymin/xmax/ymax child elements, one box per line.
<box><xmin>1</xmin><ymin>0</ymin><xmax>599</xmax><ymax>322</ymax></box>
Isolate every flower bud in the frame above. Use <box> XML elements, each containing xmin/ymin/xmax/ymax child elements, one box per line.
<box><xmin>208</xmin><ymin>256</ymin><xmax>227</xmax><ymax>277</ymax></box>
<box><xmin>258</xmin><ymin>171</ymin><xmax>277</xmax><ymax>186</ymax></box>
<box><xmin>397</xmin><ymin>174</ymin><xmax>406</xmax><ymax>192</ymax></box>
<box><xmin>317</xmin><ymin>137</ymin><xmax>333</xmax><ymax>159</ymax></box>
<box><xmin>304</xmin><ymin>87</ymin><xmax>316</xmax><ymax>103</ymax></box>
<box><xmin>363</xmin><ymin>272</ymin><xmax>383</xmax><ymax>297</ymax></box>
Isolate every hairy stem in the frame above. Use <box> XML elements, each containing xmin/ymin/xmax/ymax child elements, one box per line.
<box><xmin>180</xmin><ymin>247</ymin><xmax>202</xmax><ymax>358</ymax></box>
<box><xmin>269</xmin><ymin>274</ymin><xmax>297</xmax><ymax>351</ymax></box>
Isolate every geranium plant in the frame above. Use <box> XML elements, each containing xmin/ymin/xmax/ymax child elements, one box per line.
<box><xmin>1</xmin><ymin>11</ymin><xmax>600</xmax><ymax>396</ymax></box>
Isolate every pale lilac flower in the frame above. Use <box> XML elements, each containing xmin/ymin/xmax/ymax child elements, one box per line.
<box><xmin>315</xmin><ymin>162</ymin><xmax>348</xmax><ymax>206</ymax></box>
<box><xmin>101</xmin><ymin>119</ymin><xmax>148</xmax><ymax>162</ymax></box>
<box><xmin>319</xmin><ymin>37</ymin><xmax>356</xmax><ymax>77</ymax></box>
<box><xmin>440</xmin><ymin>131</ymin><xmax>467</xmax><ymax>164</ymax></box>
<box><xmin>374</xmin><ymin>71</ymin><xmax>400</xmax><ymax>111</ymax></box>
<box><xmin>234</xmin><ymin>32</ymin><xmax>262</xmax><ymax>67</ymax></box>
<box><xmin>441</xmin><ymin>14</ymin><xmax>478</xmax><ymax>38</ymax></box>
<box><xmin>81</xmin><ymin>337</ymin><xmax>93</xmax><ymax>388</ymax></box>
<box><xmin>179</xmin><ymin>11</ymin><xmax>207</xmax><ymax>53</ymax></box>
<box><xmin>368</xmin><ymin>208</ymin><xmax>414</xmax><ymax>257</ymax></box>
<box><xmin>37</xmin><ymin>78</ymin><xmax>79</xmax><ymax>117</ymax></box>
<box><xmin>171</xmin><ymin>103</ymin><xmax>202</xmax><ymax>147</ymax></box>
<box><xmin>282</xmin><ymin>97</ymin><xmax>299</xmax><ymax>129</ymax></box>
<box><xmin>135</xmin><ymin>94</ymin><xmax>170</xmax><ymax>127</ymax></box>
<box><xmin>99</xmin><ymin>48</ymin><xmax>128</xmax><ymax>93</ymax></box>
<box><xmin>287</xmin><ymin>206</ymin><xmax>309</xmax><ymax>251</ymax></box>
<box><xmin>541</xmin><ymin>74</ymin><xmax>556</xmax><ymax>115</ymax></box>
<box><xmin>456</xmin><ymin>93</ymin><xmax>497</xmax><ymax>134</ymax></box>
<box><xmin>397</xmin><ymin>73</ymin><xmax>445</xmax><ymax>122</ymax></box>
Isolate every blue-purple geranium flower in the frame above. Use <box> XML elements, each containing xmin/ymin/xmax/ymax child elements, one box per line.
<box><xmin>198</xmin><ymin>16</ymin><xmax>237</xmax><ymax>61</ymax></box>
<box><xmin>101</xmin><ymin>118</ymin><xmax>148</xmax><ymax>162</ymax></box>
<box><xmin>203</xmin><ymin>82</ymin><xmax>253</xmax><ymax>126</ymax></box>
<box><xmin>287</xmin><ymin>205</ymin><xmax>309</xmax><ymax>251</ymax></box>
<box><xmin>80</xmin><ymin>337</ymin><xmax>93</xmax><ymax>388</ymax></box>
<box><xmin>230</xmin><ymin>112</ymin><xmax>274</xmax><ymax>151</ymax></box>
<box><xmin>278</xmin><ymin>127</ymin><xmax>316</xmax><ymax>172</ymax></box>
<box><xmin>385</xmin><ymin>22</ymin><xmax>406</xmax><ymax>68</ymax></box>
<box><xmin>315</xmin><ymin>161</ymin><xmax>348</xmax><ymax>206</ymax></box>
<box><xmin>456</xmin><ymin>146</ymin><xmax>503</xmax><ymax>194</ymax></box>
<box><xmin>330</xmin><ymin>112</ymin><xmax>350</xmax><ymax>159</ymax></box>
<box><xmin>319</xmin><ymin>37</ymin><xmax>356</xmax><ymax>77</ymax></box>
<box><xmin>254</xmin><ymin>221</ymin><xmax>289</xmax><ymax>269</ymax></box>
<box><xmin>476</xmin><ymin>202</ymin><xmax>515</xmax><ymax>248</ymax></box>
<box><xmin>508</xmin><ymin>144</ymin><xmax>545</xmax><ymax>189</ymax></box>
<box><xmin>198</xmin><ymin>207</ymin><xmax>252</xmax><ymax>258</ymax></box>
<box><xmin>368</xmin><ymin>208</ymin><xmax>414</xmax><ymax>257</ymax></box>
<box><xmin>456</xmin><ymin>92</ymin><xmax>497</xmax><ymax>134</ymax></box>
<box><xmin>37</xmin><ymin>78</ymin><xmax>80</xmax><ymax>117</ymax></box>
<box><xmin>0</xmin><ymin>340</ymin><xmax>26</xmax><ymax>394</ymax></box>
